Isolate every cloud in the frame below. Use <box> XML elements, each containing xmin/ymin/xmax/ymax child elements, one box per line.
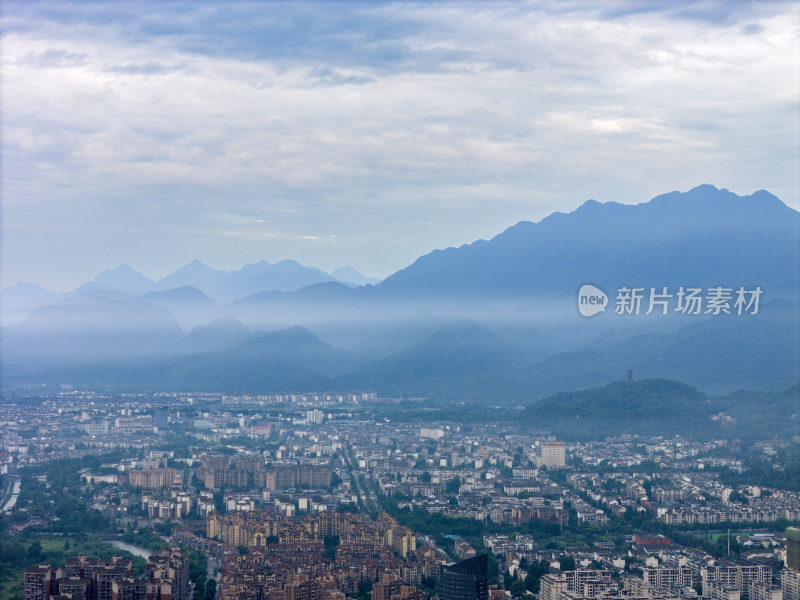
<box><xmin>307</xmin><ymin>66</ymin><xmax>375</xmax><ymax>87</ymax></box>
<box><xmin>1</xmin><ymin>1</ymin><xmax>797</xmax><ymax>289</ymax></box>
<box><xmin>16</xmin><ymin>48</ymin><xmax>89</xmax><ymax>68</ymax></box>
<box><xmin>105</xmin><ymin>61</ymin><xmax>188</xmax><ymax>75</ymax></box>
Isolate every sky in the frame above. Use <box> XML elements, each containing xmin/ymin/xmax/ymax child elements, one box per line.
<box><xmin>1</xmin><ymin>1</ymin><xmax>798</xmax><ymax>291</ymax></box>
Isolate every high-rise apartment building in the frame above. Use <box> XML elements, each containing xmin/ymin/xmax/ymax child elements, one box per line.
<box><xmin>702</xmin><ymin>565</ymin><xmax>771</xmax><ymax>600</ymax></box>
<box><xmin>24</xmin><ymin>565</ymin><xmax>60</xmax><ymax>600</ymax></box>
<box><xmin>541</xmin><ymin>442</ymin><xmax>566</xmax><ymax>468</ymax></box>
<box><xmin>783</xmin><ymin>568</ymin><xmax>800</xmax><ymax>600</ymax></box>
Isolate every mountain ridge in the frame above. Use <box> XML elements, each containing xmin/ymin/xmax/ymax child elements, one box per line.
<box><xmin>2</xmin><ymin>185</ymin><xmax>798</xmax><ymax>400</ymax></box>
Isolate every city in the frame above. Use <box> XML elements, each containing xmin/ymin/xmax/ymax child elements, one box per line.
<box><xmin>2</xmin><ymin>2</ymin><xmax>798</xmax><ymax>600</ymax></box>
<box><xmin>1</xmin><ymin>391</ymin><xmax>798</xmax><ymax>600</ymax></box>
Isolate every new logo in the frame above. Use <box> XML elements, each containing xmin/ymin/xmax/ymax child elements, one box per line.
<box><xmin>577</xmin><ymin>284</ymin><xmax>608</xmax><ymax>317</ymax></box>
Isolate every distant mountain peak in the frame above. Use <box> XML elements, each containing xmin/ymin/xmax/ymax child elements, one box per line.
<box><xmin>214</xmin><ymin>259</ymin><xmax>335</xmax><ymax>303</ymax></box>
<box><xmin>73</xmin><ymin>263</ymin><xmax>155</xmax><ymax>296</ymax></box>
<box><xmin>176</xmin><ymin>259</ymin><xmax>216</xmax><ymax>272</ymax></box>
<box><xmin>141</xmin><ymin>285</ymin><xmax>215</xmax><ymax>302</ymax></box>
<box><xmin>331</xmin><ymin>266</ymin><xmax>381</xmax><ymax>286</ymax></box>
<box><xmin>378</xmin><ymin>184</ymin><xmax>799</xmax><ymax>298</ymax></box>
<box><xmin>245</xmin><ymin>259</ymin><xmax>272</xmax><ymax>268</ymax></box>
<box><xmin>250</xmin><ymin>324</ymin><xmax>322</xmax><ymax>343</ymax></box>
<box><xmin>165</xmin><ymin>259</ymin><xmax>216</xmax><ymax>272</ymax></box>
<box><xmin>688</xmin><ymin>183</ymin><xmax>721</xmax><ymax>193</ymax></box>
<box><xmin>2</xmin><ymin>281</ymin><xmax>53</xmax><ymax>294</ymax></box>
<box><xmin>105</xmin><ymin>264</ymin><xmax>142</xmax><ymax>275</ymax></box>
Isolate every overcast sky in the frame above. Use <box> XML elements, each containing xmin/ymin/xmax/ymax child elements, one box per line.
<box><xmin>2</xmin><ymin>1</ymin><xmax>798</xmax><ymax>291</ymax></box>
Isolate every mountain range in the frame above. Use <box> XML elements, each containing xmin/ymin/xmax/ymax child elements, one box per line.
<box><xmin>1</xmin><ymin>184</ymin><xmax>798</xmax><ymax>406</ymax></box>
<box><xmin>1</xmin><ymin>260</ymin><xmax>379</xmax><ymax>320</ymax></box>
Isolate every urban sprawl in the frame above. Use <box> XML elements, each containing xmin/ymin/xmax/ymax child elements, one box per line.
<box><xmin>1</xmin><ymin>390</ymin><xmax>798</xmax><ymax>600</ymax></box>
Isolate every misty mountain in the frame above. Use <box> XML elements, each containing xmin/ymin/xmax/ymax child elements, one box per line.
<box><xmin>227</xmin><ymin>326</ymin><xmax>356</xmax><ymax>377</ymax></box>
<box><xmin>183</xmin><ymin>316</ymin><xmax>250</xmax><ymax>353</ymax></box>
<box><xmin>334</xmin><ymin>302</ymin><xmax>799</xmax><ymax>401</ymax></box>
<box><xmin>55</xmin><ymin>288</ymin><xmax>135</xmax><ymax>306</ymax></box>
<box><xmin>2</xmin><ymin>300</ymin><xmax>185</xmax><ymax>373</ymax></box>
<box><xmin>140</xmin><ymin>285</ymin><xmax>217</xmax><ymax>307</ymax></box>
<box><xmin>0</xmin><ymin>282</ymin><xmax>65</xmax><ymax>326</ymax></box>
<box><xmin>212</xmin><ymin>259</ymin><xmax>336</xmax><ymax>303</ymax></box>
<box><xmin>207</xmin><ymin>185</ymin><xmax>799</xmax><ymax>330</ymax></box>
<box><xmin>524</xmin><ymin>379</ymin><xmax>714</xmax><ymax>439</ymax></box>
<box><xmin>331</xmin><ymin>266</ymin><xmax>381</xmax><ymax>286</ymax></box>
<box><xmin>524</xmin><ymin>379</ymin><xmax>799</xmax><ymax>440</ymax></box>
<box><xmin>521</xmin><ymin>299</ymin><xmax>800</xmax><ymax>397</ymax></box>
<box><xmin>337</xmin><ymin>321</ymin><xmax>529</xmax><ymax>400</ymax></box>
<box><xmin>228</xmin><ymin>282</ymin><xmax>362</xmax><ymax>329</ymax></box>
<box><xmin>139</xmin><ymin>286</ymin><xmax>220</xmax><ymax>331</ymax></box>
<box><xmin>717</xmin><ymin>384</ymin><xmax>800</xmax><ymax>439</ymax></box>
<box><xmin>148</xmin><ymin>351</ymin><xmax>331</xmax><ymax>394</ymax></box>
<box><xmin>43</xmin><ymin>326</ymin><xmax>348</xmax><ymax>392</ymax></box>
<box><xmin>153</xmin><ymin>259</ymin><xmax>230</xmax><ymax>294</ymax></box>
<box><xmin>326</xmin><ymin>313</ymin><xmax>480</xmax><ymax>361</ymax></box>
<box><xmin>2</xmin><ymin>184</ymin><xmax>798</xmax><ymax>400</ymax></box>
<box><xmin>60</xmin><ymin>259</ymin><xmax>375</xmax><ymax>303</ymax></box>
<box><xmin>73</xmin><ymin>264</ymin><xmax>155</xmax><ymax>296</ymax></box>
<box><xmin>152</xmin><ymin>259</ymin><xmax>374</xmax><ymax>300</ymax></box>
<box><xmin>0</xmin><ymin>282</ymin><xmax>63</xmax><ymax>309</ymax></box>
<box><xmin>377</xmin><ymin>185</ymin><xmax>799</xmax><ymax>299</ymax></box>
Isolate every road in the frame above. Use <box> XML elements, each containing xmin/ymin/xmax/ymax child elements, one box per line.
<box><xmin>1</xmin><ymin>479</ymin><xmax>21</xmax><ymax>515</ymax></box>
<box><xmin>343</xmin><ymin>444</ymin><xmax>378</xmax><ymax>516</ymax></box>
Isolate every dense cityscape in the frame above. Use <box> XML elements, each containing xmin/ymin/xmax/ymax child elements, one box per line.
<box><xmin>2</xmin><ymin>3</ymin><xmax>799</xmax><ymax>600</ymax></box>
<box><xmin>1</xmin><ymin>391</ymin><xmax>798</xmax><ymax>600</ymax></box>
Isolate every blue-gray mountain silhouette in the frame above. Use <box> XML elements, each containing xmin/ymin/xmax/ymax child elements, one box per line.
<box><xmin>376</xmin><ymin>185</ymin><xmax>798</xmax><ymax>299</ymax></box>
<box><xmin>2</xmin><ymin>185</ymin><xmax>798</xmax><ymax>403</ymax></box>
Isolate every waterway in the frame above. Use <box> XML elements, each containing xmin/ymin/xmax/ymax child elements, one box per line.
<box><xmin>108</xmin><ymin>540</ymin><xmax>153</xmax><ymax>559</ymax></box>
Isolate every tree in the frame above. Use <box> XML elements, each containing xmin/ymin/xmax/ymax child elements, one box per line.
<box><xmin>559</xmin><ymin>556</ymin><xmax>576</xmax><ymax>571</ymax></box>
<box><xmin>445</xmin><ymin>477</ymin><xmax>461</xmax><ymax>494</ymax></box>
<box><xmin>204</xmin><ymin>579</ymin><xmax>216</xmax><ymax>600</ymax></box>
<box><xmin>324</xmin><ymin>535</ymin><xmax>339</xmax><ymax>561</ymax></box>
<box><xmin>487</xmin><ymin>552</ymin><xmax>500</xmax><ymax>586</ymax></box>
<box><xmin>511</xmin><ymin>579</ymin><xmax>528</xmax><ymax>597</ymax></box>
<box><xmin>420</xmin><ymin>576</ymin><xmax>439</xmax><ymax>597</ymax></box>
<box><xmin>213</xmin><ymin>491</ymin><xmax>225</xmax><ymax>513</ymax></box>
<box><xmin>353</xmin><ymin>581</ymin><xmax>372</xmax><ymax>600</ymax></box>
<box><xmin>28</xmin><ymin>539</ymin><xmax>43</xmax><ymax>561</ymax></box>
<box><xmin>525</xmin><ymin>560</ymin><xmax>551</xmax><ymax>592</ymax></box>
